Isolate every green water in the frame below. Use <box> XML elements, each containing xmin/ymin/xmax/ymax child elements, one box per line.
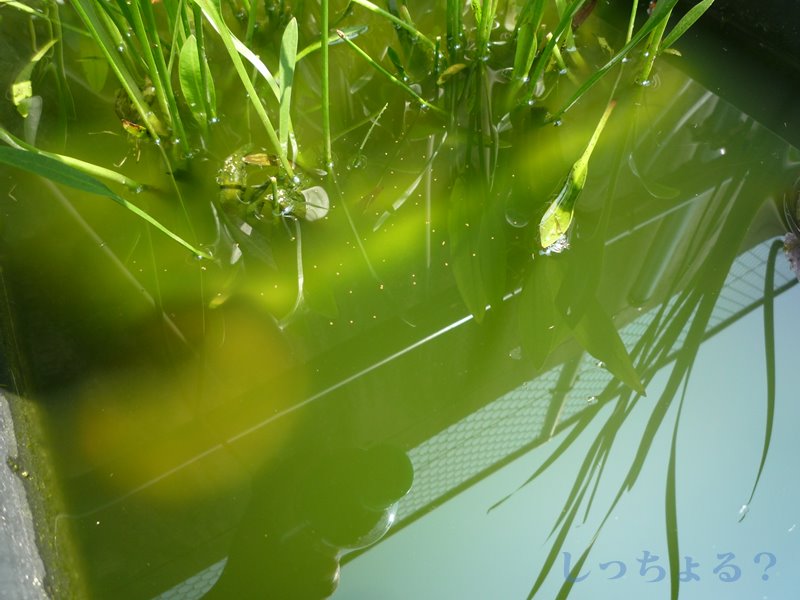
<box><xmin>1</xmin><ymin>2</ymin><xmax>800</xmax><ymax>599</ymax></box>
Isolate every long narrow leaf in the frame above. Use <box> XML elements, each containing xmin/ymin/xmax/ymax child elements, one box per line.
<box><xmin>660</xmin><ymin>0</ymin><xmax>715</xmax><ymax>50</ymax></box>
<box><xmin>0</xmin><ymin>147</ymin><xmax>210</xmax><ymax>259</ymax></box>
<box><xmin>552</xmin><ymin>0</ymin><xmax>682</xmax><ymax>117</ymax></box>
<box><xmin>278</xmin><ymin>18</ymin><xmax>298</xmax><ymax>154</ymax></box>
<box><xmin>740</xmin><ymin>239</ymin><xmax>781</xmax><ymax>517</ymax></box>
<box><xmin>193</xmin><ymin>0</ymin><xmax>293</xmax><ymax>178</ymax></box>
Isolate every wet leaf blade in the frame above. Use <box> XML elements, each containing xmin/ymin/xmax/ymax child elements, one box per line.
<box><xmin>660</xmin><ymin>0</ymin><xmax>716</xmax><ymax>50</ymax></box>
<box><xmin>278</xmin><ymin>18</ymin><xmax>298</xmax><ymax>153</ymax></box>
<box><xmin>0</xmin><ymin>146</ymin><xmax>210</xmax><ymax>258</ymax></box>
<box><xmin>179</xmin><ymin>34</ymin><xmax>207</xmax><ymax>126</ymax></box>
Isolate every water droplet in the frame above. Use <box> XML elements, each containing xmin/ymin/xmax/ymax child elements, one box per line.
<box><xmin>117</xmin><ymin>44</ymin><xmax>126</xmax><ymax>54</ymax></box>
<box><xmin>209</xmin><ymin>116</ymin><xmax>220</xmax><ymax>124</ymax></box>
<box><xmin>738</xmin><ymin>504</ymin><xmax>749</xmax><ymax>519</ymax></box>
<box><xmin>587</xmin><ymin>396</ymin><xmax>598</xmax><ymax>405</ymax></box>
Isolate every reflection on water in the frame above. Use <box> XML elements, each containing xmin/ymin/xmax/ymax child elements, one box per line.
<box><xmin>1</xmin><ymin>8</ymin><xmax>800</xmax><ymax>600</ymax></box>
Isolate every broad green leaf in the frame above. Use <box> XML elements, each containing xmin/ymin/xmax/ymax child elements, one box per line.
<box><xmin>179</xmin><ymin>35</ymin><xmax>208</xmax><ymax>126</ymax></box>
<box><xmin>661</xmin><ymin>0</ymin><xmax>716</xmax><ymax>50</ymax></box>
<box><xmin>0</xmin><ymin>146</ymin><xmax>211</xmax><ymax>259</ymax></box>
<box><xmin>279</xmin><ymin>18</ymin><xmax>298</xmax><ymax>154</ymax></box>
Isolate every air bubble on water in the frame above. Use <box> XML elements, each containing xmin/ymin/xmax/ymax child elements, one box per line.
<box><xmin>505</xmin><ymin>210</ymin><xmax>529</xmax><ymax>228</ymax></box>
<box><xmin>587</xmin><ymin>396</ymin><xmax>598</xmax><ymax>405</ymax></box>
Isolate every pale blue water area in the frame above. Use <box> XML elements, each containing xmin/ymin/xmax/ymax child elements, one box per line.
<box><xmin>336</xmin><ymin>283</ymin><xmax>800</xmax><ymax>600</ymax></box>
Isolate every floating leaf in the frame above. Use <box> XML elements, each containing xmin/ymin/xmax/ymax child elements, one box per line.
<box><xmin>0</xmin><ymin>146</ymin><xmax>210</xmax><ymax>259</ymax></box>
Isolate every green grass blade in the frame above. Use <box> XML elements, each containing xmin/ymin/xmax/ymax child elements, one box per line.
<box><xmin>71</xmin><ymin>0</ymin><xmax>165</xmax><ymax>140</ymax></box>
<box><xmin>279</xmin><ymin>18</ymin><xmax>298</xmax><ymax>155</ymax></box>
<box><xmin>665</xmin><ymin>370</ymin><xmax>691</xmax><ymax>600</ymax></box>
<box><xmin>524</xmin><ymin>0</ymin><xmax>587</xmax><ymax>103</ymax></box>
<box><xmin>350</xmin><ymin>0</ymin><xmax>436</xmax><ymax>51</ymax></box>
<box><xmin>660</xmin><ymin>0</ymin><xmax>715</xmax><ymax>50</ymax></box>
<box><xmin>552</xmin><ymin>0</ymin><xmax>682</xmax><ymax>117</ymax></box>
<box><xmin>296</xmin><ymin>25</ymin><xmax>368</xmax><ymax>62</ymax></box>
<box><xmin>336</xmin><ymin>30</ymin><xmax>446</xmax><ymax>116</ymax></box>
<box><xmin>740</xmin><ymin>239</ymin><xmax>781</xmax><ymax>518</ymax></box>
<box><xmin>1</xmin><ymin>126</ymin><xmax>141</xmax><ymax>190</ymax></box>
<box><xmin>0</xmin><ymin>146</ymin><xmax>210</xmax><ymax>258</ymax></box>
<box><xmin>193</xmin><ymin>0</ymin><xmax>293</xmax><ymax>178</ymax></box>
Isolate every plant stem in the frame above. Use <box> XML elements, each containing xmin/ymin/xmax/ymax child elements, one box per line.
<box><xmin>639</xmin><ymin>8</ymin><xmax>671</xmax><ymax>83</ymax></box>
<box><xmin>321</xmin><ymin>0</ymin><xmax>332</xmax><ymax>166</ymax></box>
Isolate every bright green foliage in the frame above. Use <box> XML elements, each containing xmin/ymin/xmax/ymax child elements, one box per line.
<box><xmin>539</xmin><ymin>101</ymin><xmax>616</xmax><ymax>249</ymax></box>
